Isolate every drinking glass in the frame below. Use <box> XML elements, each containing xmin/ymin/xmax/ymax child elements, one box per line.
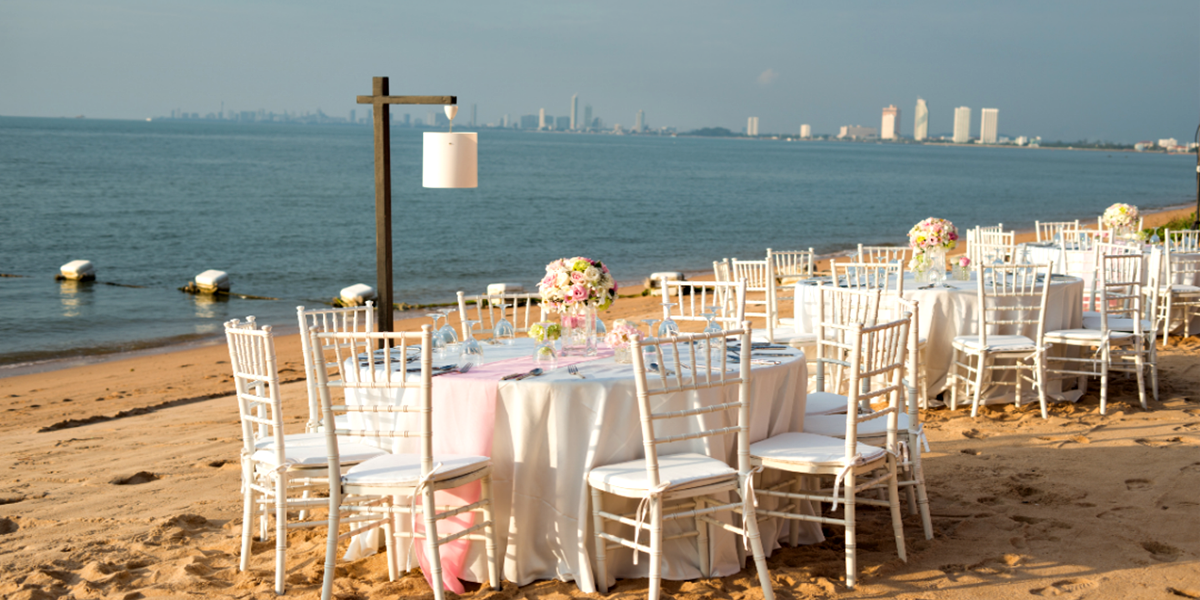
<box><xmin>594</xmin><ymin>315</ymin><xmax>607</xmax><ymax>337</ymax></box>
<box><xmin>658</xmin><ymin>303</ymin><xmax>679</xmax><ymax>337</ymax></box>
<box><xmin>427</xmin><ymin>312</ymin><xmax>447</xmax><ymax>358</ymax></box>
<box><xmin>493</xmin><ymin>304</ymin><xmax>516</xmax><ymax>345</ymax></box>
<box><xmin>437</xmin><ymin>308</ymin><xmax>460</xmax><ymax>353</ymax></box>
<box><xmin>460</xmin><ymin>320</ymin><xmax>484</xmax><ymax>368</ymax></box>
<box><xmin>639</xmin><ymin>318</ymin><xmax>659</xmax><ymax>359</ymax></box>
<box><xmin>532</xmin><ymin>321</ymin><xmax>558</xmax><ymax>370</ymax></box>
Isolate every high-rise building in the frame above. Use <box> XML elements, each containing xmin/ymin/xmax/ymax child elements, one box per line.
<box><xmin>980</xmin><ymin>108</ymin><xmax>999</xmax><ymax>144</ymax></box>
<box><xmin>838</xmin><ymin>125</ymin><xmax>878</xmax><ymax>139</ymax></box>
<box><xmin>953</xmin><ymin>107</ymin><xmax>971</xmax><ymax>143</ymax></box>
<box><xmin>881</xmin><ymin>105</ymin><xmax>900</xmax><ymax>140</ymax></box>
<box><xmin>570</xmin><ymin>94</ymin><xmax>579</xmax><ymax>130</ymax></box>
<box><xmin>555</xmin><ymin>115</ymin><xmax>570</xmax><ymax>130</ymax></box>
<box><xmin>635</xmin><ymin>110</ymin><xmax>645</xmax><ymax>132</ymax></box>
<box><xmin>538</xmin><ymin>108</ymin><xmax>546</xmax><ymax>130</ymax></box>
<box><xmin>800</xmin><ymin>124</ymin><xmax>812</xmax><ymax>138</ymax></box>
<box><xmin>914</xmin><ymin>98</ymin><xmax>929</xmax><ymax>141</ymax></box>
<box><xmin>349</xmin><ymin>109</ymin><xmax>356</xmax><ymax>123</ymax></box>
<box><xmin>747</xmin><ymin>116</ymin><xmax>759</xmax><ymax>136</ymax></box>
<box><xmin>501</xmin><ymin>114</ymin><xmax>509</xmax><ymax>128</ymax></box>
<box><xmin>584</xmin><ymin>105</ymin><xmax>593</xmax><ymax>131</ymax></box>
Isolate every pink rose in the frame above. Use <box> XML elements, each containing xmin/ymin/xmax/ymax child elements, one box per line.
<box><xmin>571</xmin><ymin>271</ymin><xmax>585</xmax><ymax>283</ymax></box>
<box><xmin>569</xmin><ymin>284</ymin><xmax>590</xmax><ymax>302</ymax></box>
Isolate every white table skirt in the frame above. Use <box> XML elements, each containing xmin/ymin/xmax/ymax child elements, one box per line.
<box><xmin>793</xmin><ymin>272</ymin><xmax>1084</xmax><ymax>401</ymax></box>
<box><xmin>346</xmin><ymin>338</ymin><xmax>813</xmax><ymax>592</ymax></box>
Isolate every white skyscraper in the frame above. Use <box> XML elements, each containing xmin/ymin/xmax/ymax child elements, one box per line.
<box><xmin>570</xmin><ymin>94</ymin><xmax>578</xmax><ymax>130</ymax></box>
<box><xmin>881</xmin><ymin>105</ymin><xmax>900</xmax><ymax>140</ymax></box>
<box><xmin>635</xmin><ymin>110</ymin><xmax>644</xmax><ymax>132</ymax></box>
<box><xmin>747</xmin><ymin>116</ymin><xmax>759</xmax><ymax>136</ymax></box>
<box><xmin>953</xmin><ymin>107</ymin><xmax>971</xmax><ymax>143</ymax></box>
<box><xmin>799</xmin><ymin>124</ymin><xmax>812</xmax><ymax>138</ymax></box>
<box><xmin>538</xmin><ymin>108</ymin><xmax>546</xmax><ymax>130</ymax></box>
<box><xmin>980</xmin><ymin>108</ymin><xmax>999</xmax><ymax>144</ymax></box>
<box><xmin>914</xmin><ymin>98</ymin><xmax>929</xmax><ymax>141</ymax></box>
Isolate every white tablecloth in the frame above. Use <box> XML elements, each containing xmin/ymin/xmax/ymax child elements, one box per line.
<box><xmin>347</xmin><ymin>338</ymin><xmax>812</xmax><ymax>592</ymax></box>
<box><xmin>793</xmin><ymin>272</ymin><xmax>1084</xmax><ymax>400</ymax></box>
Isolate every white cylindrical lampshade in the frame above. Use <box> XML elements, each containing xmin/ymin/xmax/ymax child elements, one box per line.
<box><xmin>423</xmin><ymin>132</ymin><xmax>477</xmax><ymax>188</ymax></box>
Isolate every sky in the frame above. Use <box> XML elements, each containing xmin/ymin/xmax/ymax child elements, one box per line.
<box><xmin>2</xmin><ymin>1</ymin><xmax>1197</xmax><ymax>143</ymax></box>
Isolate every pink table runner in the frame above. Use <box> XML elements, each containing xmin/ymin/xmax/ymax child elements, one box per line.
<box><xmin>419</xmin><ymin>349</ymin><xmax>613</xmax><ymax>592</ymax></box>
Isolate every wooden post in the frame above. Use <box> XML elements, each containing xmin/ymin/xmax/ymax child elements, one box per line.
<box><xmin>357</xmin><ymin>78</ymin><xmax>456</xmax><ymax>332</ymax></box>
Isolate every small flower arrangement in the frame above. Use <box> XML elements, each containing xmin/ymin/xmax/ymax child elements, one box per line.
<box><xmin>958</xmin><ymin>256</ymin><xmax>971</xmax><ymax>268</ymax></box>
<box><xmin>908</xmin><ymin>218</ymin><xmax>959</xmax><ymax>253</ymax></box>
<box><xmin>1101</xmin><ymin>203</ymin><xmax>1139</xmax><ymax>230</ymax></box>
<box><xmin>604</xmin><ymin>319</ymin><xmax>641</xmax><ymax>350</ymax></box>
<box><xmin>537</xmin><ymin>257</ymin><xmax>618</xmax><ymax>313</ymax></box>
<box><xmin>528</xmin><ymin>322</ymin><xmax>561</xmax><ymax>342</ymax></box>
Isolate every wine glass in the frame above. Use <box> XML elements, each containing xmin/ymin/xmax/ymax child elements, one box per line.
<box><xmin>639</xmin><ymin>318</ymin><xmax>659</xmax><ymax>361</ymax></box>
<box><xmin>437</xmin><ymin>307</ymin><xmax>460</xmax><ymax>352</ymax></box>
<box><xmin>594</xmin><ymin>315</ymin><xmax>607</xmax><ymax>337</ymax></box>
<box><xmin>493</xmin><ymin>304</ymin><xmax>516</xmax><ymax>345</ymax></box>
<box><xmin>460</xmin><ymin>320</ymin><xmax>485</xmax><ymax>368</ymax></box>
<box><xmin>658</xmin><ymin>303</ymin><xmax>679</xmax><ymax>337</ymax></box>
<box><xmin>532</xmin><ymin>321</ymin><xmax>558</xmax><ymax>370</ymax></box>
<box><xmin>426</xmin><ymin>312</ymin><xmax>447</xmax><ymax>358</ymax></box>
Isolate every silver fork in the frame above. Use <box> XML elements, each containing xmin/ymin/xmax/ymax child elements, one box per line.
<box><xmin>567</xmin><ymin>364</ymin><xmax>586</xmax><ymax>379</ymax></box>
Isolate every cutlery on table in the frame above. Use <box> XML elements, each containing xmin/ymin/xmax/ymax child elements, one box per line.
<box><xmin>502</xmin><ymin>367</ymin><xmax>544</xmax><ymax>381</ymax></box>
<box><xmin>567</xmin><ymin>364</ymin><xmax>586</xmax><ymax>379</ymax></box>
<box><xmin>432</xmin><ymin>363</ymin><xmax>473</xmax><ymax>377</ymax></box>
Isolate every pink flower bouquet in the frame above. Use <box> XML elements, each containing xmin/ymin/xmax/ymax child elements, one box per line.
<box><xmin>537</xmin><ymin>257</ymin><xmax>618</xmax><ymax>312</ymax></box>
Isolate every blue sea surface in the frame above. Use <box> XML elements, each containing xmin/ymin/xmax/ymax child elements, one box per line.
<box><xmin>0</xmin><ymin>116</ymin><xmax>1193</xmax><ymax>365</ymax></box>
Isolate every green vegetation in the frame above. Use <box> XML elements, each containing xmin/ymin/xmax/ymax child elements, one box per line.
<box><xmin>685</xmin><ymin>127</ymin><xmax>736</xmax><ymax>137</ymax></box>
<box><xmin>1142</xmin><ymin>212</ymin><xmax>1199</xmax><ymax>239</ymax></box>
<box><xmin>1038</xmin><ymin>140</ymin><xmax>1135</xmax><ymax>150</ymax></box>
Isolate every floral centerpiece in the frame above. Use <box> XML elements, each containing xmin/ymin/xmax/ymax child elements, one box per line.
<box><xmin>907</xmin><ymin>218</ymin><xmax>958</xmax><ymax>283</ymax></box>
<box><xmin>604</xmin><ymin>319</ymin><xmax>641</xmax><ymax>363</ymax></box>
<box><xmin>952</xmin><ymin>255</ymin><xmax>971</xmax><ymax>280</ymax></box>
<box><xmin>538</xmin><ymin>257</ymin><xmax>617</xmax><ymax>355</ymax></box>
<box><xmin>1101</xmin><ymin>203</ymin><xmax>1139</xmax><ymax>232</ymax></box>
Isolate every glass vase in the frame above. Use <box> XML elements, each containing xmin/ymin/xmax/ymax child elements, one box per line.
<box><xmin>559</xmin><ymin>303</ymin><xmax>597</xmax><ymax>357</ymax></box>
<box><xmin>928</xmin><ymin>247</ymin><xmax>947</xmax><ymax>285</ymax></box>
<box><xmin>612</xmin><ymin>346</ymin><xmax>632</xmax><ymax>364</ymax></box>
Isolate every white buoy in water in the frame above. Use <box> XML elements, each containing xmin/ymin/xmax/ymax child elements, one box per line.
<box><xmin>486</xmin><ymin>283</ymin><xmax>525</xmax><ymax>295</ymax></box>
<box><xmin>59</xmin><ymin>260</ymin><xmax>96</xmax><ymax>281</ymax></box>
<box><xmin>194</xmin><ymin>270</ymin><xmax>230</xmax><ymax>293</ymax></box>
<box><xmin>339</xmin><ymin>283</ymin><xmax>377</xmax><ymax>306</ymax></box>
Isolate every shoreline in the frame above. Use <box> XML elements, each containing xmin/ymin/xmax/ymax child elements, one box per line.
<box><xmin>4</xmin><ymin>203</ymin><xmax>1194</xmax><ymax>379</ymax></box>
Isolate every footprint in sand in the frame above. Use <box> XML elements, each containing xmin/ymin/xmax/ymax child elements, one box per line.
<box><xmin>1136</xmin><ymin>437</ymin><xmax>1183</xmax><ymax>448</ymax></box>
<box><xmin>0</xmin><ymin>494</ymin><xmax>24</xmax><ymax>506</ymax></box>
<box><xmin>1032</xmin><ymin>578</ymin><xmax>1099</xmax><ymax>595</ymax></box>
<box><xmin>1097</xmin><ymin>506</ymin><xmax>1139</xmax><ymax>520</ymax></box>
<box><xmin>1174</xmin><ymin>423</ymin><xmax>1200</xmax><ymax>432</ymax></box>
<box><xmin>0</xmin><ymin>518</ymin><xmax>18</xmax><ymax>535</ymax></box>
<box><xmin>111</xmin><ymin>471</ymin><xmax>160</xmax><ymax>485</ymax></box>
<box><xmin>1142</xmin><ymin>540</ymin><xmax>1183</xmax><ymax>561</ymax></box>
<box><xmin>962</xmin><ymin>428</ymin><xmax>989</xmax><ymax>439</ymax></box>
<box><xmin>961</xmin><ymin>448</ymin><xmax>982</xmax><ymax>456</ymax></box>
<box><xmin>1125</xmin><ymin>478</ymin><xmax>1153</xmax><ymax>491</ymax></box>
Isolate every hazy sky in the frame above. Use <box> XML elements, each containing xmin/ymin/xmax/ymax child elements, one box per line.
<box><xmin>2</xmin><ymin>1</ymin><xmax>1197</xmax><ymax>142</ymax></box>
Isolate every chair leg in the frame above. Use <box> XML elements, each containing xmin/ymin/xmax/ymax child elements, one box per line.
<box><xmin>949</xmin><ymin>350</ymin><xmax>960</xmax><ymax>411</ymax></box>
<box><xmin>911</xmin><ymin>448</ymin><xmax>933</xmax><ymax>541</ymax></box>
<box><xmin>1134</xmin><ymin>344</ymin><xmax>1147</xmax><ymax>411</ymax></box>
<box><xmin>320</xmin><ymin>479</ymin><xmax>341</xmax><ymax>600</ymax></box>
<box><xmin>788</xmin><ymin>477</ymin><xmax>802</xmax><ymax>547</ymax></box>
<box><xmin>480</xmin><ymin>475</ymin><xmax>501</xmax><ymax>591</ymax></box>
<box><xmin>844</xmin><ymin>470</ymin><xmax>857</xmax><ymax>589</ymax></box>
<box><xmin>423</xmin><ymin>487</ymin><xmax>446</xmax><ymax>600</ymax></box>
<box><xmin>1099</xmin><ymin>345</ymin><xmax>1110</xmax><ymax>416</ymax></box>
<box><xmin>694</xmin><ymin>497</ymin><xmax>710</xmax><ymax>578</ymax></box>
<box><xmin>275</xmin><ymin>473</ymin><xmax>288</xmax><ymax>595</ymax></box>
<box><xmin>648</xmin><ymin>497</ymin><xmax>663</xmax><ymax>600</ymax></box>
<box><xmin>1149</xmin><ymin>340</ymin><xmax>1160</xmax><ymax>402</ymax></box>
<box><xmin>1035</xmin><ymin>351</ymin><xmax>1048</xmax><ymax>420</ymax></box>
<box><xmin>590</xmin><ymin>487</ymin><xmax>609</xmax><ymax>594</ymax></box>
<box><xmin>887</xmin><ymin>458</ymin><xmax>907</xmax><ymax>564</ymax></box>
<box><xmin>741</xmin><ymin>487</ymin><xmax>776</xmax><ymax>600</ymax></box>
<box><xmin>239</xmin><ymin>464</ymin><xmax>256</xmax><ymax>572</ymax></box>
<box><xmin>971</xmin><ymin>354</ymin><xmax>986</xmax><ymax>418</ymax></box>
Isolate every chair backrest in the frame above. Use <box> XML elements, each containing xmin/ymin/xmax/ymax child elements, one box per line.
<box><xmin>1095</xmin><ymin>254</ymin><xmax>1144</xmax><ymax>335</ymax></box>
<box><xmin>973</xmin><ymin>263</ymin><xmax>1052</xmax><ymax>347</ymax></box>
<box><xmin>1035</xmin><ymin>220</ymin><xmax>1080</xmax><ymax>242</ymax></box>
<box><xmin>968</xmin><ymin>230</ymin><xmax>1016</xmax><ymax>265</ymax></box>
<box><xmin>225</xmin><ymin>319</ymin><xmax>285</xmax><ymax>466</ymax></box>
<box><xmin>297</xmin><ymin>303</ymin><xmax>376</xmax><ymax>432</ymax></box>
<box><xmin>834</xmin><ymin>262</ymin><xmax>904</xmax><ymax>322</ymax></box>
<box><xmin>892</xmin><ymin>296</ymin><xmax>924</xmax><ymax>428</ymax></box>
<box><xmin>713</xmin><ymin>258</ymin><xmax>731</xmax><ymax>282</ymax></box>
<box><xmin>629</xmin><ymin>324</ymin><xmax>755</xmax><ymax>484</ymax></box>
<box><xmin>1063</xmin><ymin>229</ymin><xmax>1112</xmax><ymax>251</ymax></box>
<box><xmin>1165</xmin><ymin>241</ymin><xmax>1200</xmax><ymax>289</ymax></box>
<box><xmin>1145</xmin><ymin>246</ymin><xmax>1164</xmax><ymax>332</ymax></box>
<box><xmin>660</xmin><ymin>278</ymin><xmax>747</xmax><ymax>329</ymax></box>
<box><xmin>836</xmin><ymin>317</ymin><xmax>909</xmax><ymax>455</ymax></box>
<box><xmin>457</xmin><ymin>291</ymin><xmax>543</xmax><ymax>338</ymax></box>
<box><xmin>856</xmin><ymin>245</ymin><xmax>911</xmax><ymax>265</ymax></box>
<box><xmin>731</xmin><ymin>257</ymin><xmax>778</xmax><ymax>332</ymax></box>
<box><xmin>976</xmin><ymin>223</ymin><xmax>1004</xmax><ymax>234</ymax></box>
<box><xmin>1166</xmin><ymin>229</ymin><xmax>1200</xmax><ymax>253</ymax></box>
<box><xmin>768</xmin><ymin>248</ymin><xmax>816</xmax><ymax>279</ymax></box>
<box><xmin>311</xmin><ymin>328</ymin><xmax>432</xmax><ymax>462</ymax></box>
<box><xmin>813</xmin><ymin>286</ymin><xmax>882</xmax><ymax>394</ymax></box>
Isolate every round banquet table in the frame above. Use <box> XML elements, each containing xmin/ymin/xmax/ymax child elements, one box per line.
<box><xmin>343</xmin><ymin>337</ymin><xmax>812</xmax><ymax>592</ymax></box>
<box><xmin>793</xmin><ymin>271</ymin><xmax>1084</xmax><ymax>401</ymax></box>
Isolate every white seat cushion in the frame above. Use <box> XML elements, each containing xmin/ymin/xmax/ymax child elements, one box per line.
<box><xmin>343</xmin><ymin>453</ymin><xmax>490</xmax><ymax>486</ymax></box>
<box><xmin>1169</xmin><ymin>284</ymin><xmax>1200</xmax><ymax>294</ymax></box>
<box><xmin>1081</xmin><ymin>314</ymin><xmax>1152</xmax><ymax>333</ymax></box>
<box><xmin>587</xmin><ymin>452</ymin><xmax>736</xmax><ymax>497</ymax></box>
<box><xmin>802</xmin><ymin>413</ymin><xmax>911</xmax><ymax>437</ymax></box>
<box><xmin>952</xmin><ymin>334</ymin><xmax>1038</xmax><ymax>352</ymax></box>
<box><xmin>253</xmin><ymin>434</ymin><xmax>387</xmax><ymax>468</ymax></box>
<box><xmin>750</xmin><ymin>432</ymin><xmax>885</xmax><ymax>467</ymax></box>
<box><xmin>805</xmin><ymin>391</ymin><xmax>851</xmax><ymax>415</ymax></box>
<box><xmin>753</xmin><ymin>327</ymin><xmax>818</xmax><ymax>346</ymax></box>
<box><xmin>1044</xmin><ymin>328</ymin><xmax>1134</xmax><ymax>343</ymax></box>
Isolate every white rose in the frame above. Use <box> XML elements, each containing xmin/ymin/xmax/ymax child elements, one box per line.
<box><xmin>583</xmin><ymin>266</ymin><xmax>600</xmax><ymax>282</ymax></box>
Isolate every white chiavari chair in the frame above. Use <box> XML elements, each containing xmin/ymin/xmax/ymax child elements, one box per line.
<box><xmin>1166</xmin><ymin>229</ymin><xmax>1200</xmax><ymax>253</ymax></box>
<box><xmin>731</xmin><ymin>256</ymin><xmax>817</xmax><ymax>347</ymax></box>
<box><xmin>313</xmin><ymin>327</ymin><xmax>502</xmax><ymax>600</ymax></box>
<box><xmin>949</xmin><ymin>263</ymin><xmax>1053</xmax><ymax>419</ymax></box>
<box><xmin>977</xmin><ymin>223</ymin><xmax>1004</xmax><ymax>234</ymax></box>
<box><xmin>1161</xmin><ymin>240</ymin><xmax>1200</xmax><ymax>343</ymax></box>
<box><xmin>297</xmin><ymin>303</ymin><xmax>376</xmax><ymax>433</ymax></box>
<box><xmin>659</xmin><ymin>278</ymin><xmax>746</xmax><ymax>329</ymax></box>
<box><xmin>225</xmin><ymin>319</ymin><xmax>386</xmax><ymax>595</ymax></box>
<box><xmin>809</xmin><ymin>286</ymin><xmax>881</xmax><ymax>413</ymax></box>
<box><xmin>456</xmin><ymin>291</ymin><xmax>543</xmax><ymax>339</ymax></box>
<box><xmin>768</xmin><ymin>247</ymin><xmax>816</xmax><ymax>280</ymax></box>
<box><xmin>713</xmin><ymin>258</ymin><xmax>731</xmax><ymax>282</ymax></box>
<box><xmin>969</xmin><ymin>230</ymin><xmax>1016</xmax><ymax>265</ymax></box>
<box><xmin>587</xmin><ymin>324</ymin><xmax>775</xmax><ymax>600</ymax></box>
<box><xmin>1045</xmin><ymin>254</ymin><xmax>1151</xmax><ymax>414</ymax></box>
<box><xmin>856</xmin><ymin>245</ymin><xmax>912</xmax><ymax>265</ymax></box>
<box><xmin>749</xmin><ymin>316</ymin><xmax>910</xmax><ymax>589</ymax></box>
<box><xmin>1035</xmin><ymin>220</ymin><xmax>1080</xmax><ymax>242</ymax></box>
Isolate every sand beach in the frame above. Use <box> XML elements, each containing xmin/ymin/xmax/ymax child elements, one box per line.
<box><xmin>2</xmin><ymin>207</ymin><xmax>1199</xmax><ymax>600</ymax></box>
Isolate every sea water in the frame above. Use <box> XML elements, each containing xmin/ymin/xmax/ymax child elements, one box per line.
<box><xmin>0</xmin><ymin>116</ymin><xmax>1193</xmax><ymax>365</ymax></box>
